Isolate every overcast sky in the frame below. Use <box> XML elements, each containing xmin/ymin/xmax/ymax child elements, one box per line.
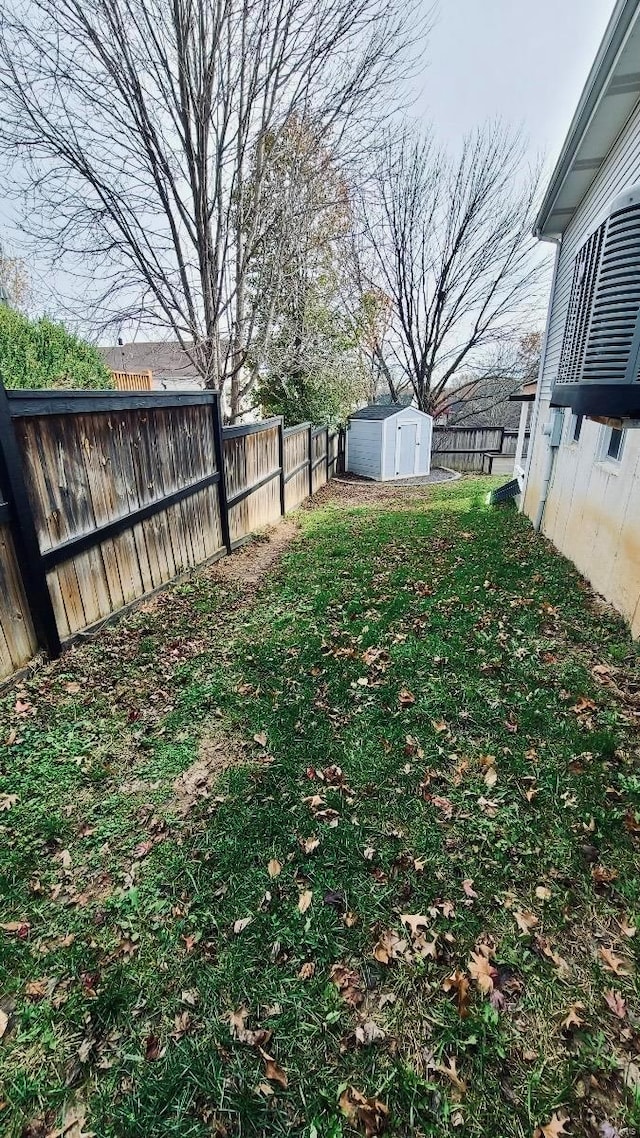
<box><xmin>9</xmin><ymin>0</ymin><xmax>619</xmax><ymax>326</ymax></box>
<box><xmin>417</xmin><ymin>0</ymin><xmax>616</xmax><ymax>165</ymax></box>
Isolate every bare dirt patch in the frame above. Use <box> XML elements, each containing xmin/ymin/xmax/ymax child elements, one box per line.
<box><xmin>172</xmin><ymin>732</ymin><xmax>246</xmax><ymax>816</ymax></box>
<box><xmin>206</xmin><ymin>518</ymin><xmax>299</xmax><ymax>591</ymax></box>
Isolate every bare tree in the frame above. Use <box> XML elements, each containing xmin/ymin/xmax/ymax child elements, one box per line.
<box><xmin>434</xmin><ymin>331</ymin><xmax>541</xmax><ymax>426</ymax></box>
<box><xmin>0</xmin><ymin>0</ymin><xmax>424</xmax><ymax>418</ymax></box>
<box><xmin>355</xmin><ymin>124</ymin><xmax>546</xmax><ymax>415</ymax></box>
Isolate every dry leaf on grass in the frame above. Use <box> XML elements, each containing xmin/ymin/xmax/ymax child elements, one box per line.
<box><xmin>298</xmin><ymin>962</ymin><xmax>315</xmax><ymax>980</ymax></box>
<box><xmin>267</xmin><ymin>859</ymin><xmax>281</xmax><ymax>878</ymax></box>
<box><xmin>603</xmin><ymin>989</ymin><xmax>627</xmax><ymax>1019</ymax></box>
<box><xmin>330</xmin><ymin>963</ymin><xmax>364</xmax><ymax>1007</ymax></box>
<box><xmin>253</xmin><ymin>732</ymin><xmax>267</xmax><ymax>747</ymax></box>
<box><xmin>398</xmin><ymin>688</ymin><xmax>415</xmax><ymax>707</ymax></box>
<box><xmin>435</xmin><ymin>1055</ymin><xmax>467</xmax><ymax>1094</ymax></box>
<box><xmin>468</xmin><ymin>947</ymin><xmax>496</xmax><ymax>994</ymax></box>
<box><xmin>462</xmin><ymin>879</ymin><xmax>478</xmax><ymax>899</ymax></box>
<box><xmin>300</xmin><ymin>836</ymin><xmax>320</xmax><ymax>854</ymax></box>
<box><xmin>561</xmin><ymin>1002</ymin><xmax>584</xmax><ymax>1030</ymax></box>
<box><xmin>535</xmin><ymin>886</ymin><xmax>552</xmax><ymax>901</ymax></box>
<box><xmin>617</xmin><ymin>914</ymin><xmax>636</xmax><ymax>938</ymax></box>
<box><xmin>442</xmin><ymin>970</ymin><xmax>471</xmax><ymax>1017</ymax></box>
<box><xmin>484</xmin><ymin>767</ymin><xmax>498</xmax><ymax>789</ymax></box>
<box><xmin>232</xmin><ymin>916</ymin><xmax>253</xmax><ymax>935</ymax></box>
<box><xmin>400</xmin><ymin>913</ymin><xmax>430</xmax><ymax>936</ymax></box>
<box><xmin>534</xmin><ymin>1112</ymin><xmax>571</xmax><ymax>1138</ymax></box>
<box><xmin>599</xmin><ymin>946</ymin><xmax>632</xmax><ymax>976</ymax></box>
<box><xmin>339</xmin><ymin>1086</ymin><xmax>389</xmax><ymax>1136</ymax></box>
<box><xmin>0</xmin><ymin>1007</ymin><xmax>9</xmax><ymax>1038</ymax></box>
<box><xmin>228</xmin><ymin>1007</ymin><xmax>273</xmax><ymax>1048</ymax></box>
<box><xmin>262</xmin><ymin>1055</ymin><xmax>288</xmax><ymax>1088</ymax></box>
<box><xmin>513</xmin><ymin>910</ymin><xmax>539</xmax><ymax>935</ymax></box>
<box><xmin>354</xmin><ymin>1019</ymin><xmax>386</xmax><ymax>1046</ymax></box>
<box><xmin>297</xmin><ymin>890</ymin><xmax>312</xmax><ymax>914</ymax></box>
<box><xmin>372</xmin><ymin>929</ymin><xmax>406</xmax><ymax>965</ymax></box>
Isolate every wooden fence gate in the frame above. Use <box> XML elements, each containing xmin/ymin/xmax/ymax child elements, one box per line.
<box><xmin>0</xmin><ymin>380</ymin><xmax>344</xmax><ymax>684</ymax></box>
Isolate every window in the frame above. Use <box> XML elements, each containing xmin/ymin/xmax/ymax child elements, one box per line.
<box><xmin>567</xmin><ymin>413</ymin><xmax>583</xmax><ymax>444</ymax></box>
<box><xmin>600</xmin><ymin>425</ymin><xmax>625</xmax><ymax>464</ymax></box>
<box><xmin>606</xmin><ymin>427</ymin><xmax>625</xmax><ymax>462</ymax></box>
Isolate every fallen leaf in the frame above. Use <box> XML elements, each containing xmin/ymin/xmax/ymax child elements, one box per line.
<box><xmin>65</xmin><ymin>682</ymin><xmax>81</xmax><ymax>694</ymax></box>
<box><xmin>372</xmin><ymin>929</ymin><xmax>406</xmax><ymax>965</ymax></box>
<box><xmin>261</xmin><ymin>1053</ymin><xmax>288</xmax><ymax>1088</ymax></box>
<box><xmin>0</xmin><ymin>1008</ymin><xmax>9</xmax><ymax>1038</ymax></box>
<box><xmin>330</xmin><ymin>962</ymin><xmax>364</xmax><ymax>1007</ymax></box>
<box><xmin>25</xmin><ymin>979</ymin><xmax>49</xmax><ymax>1001</ymax></box>
<box><xmin>0</xmin><ymin>794</ymin><xmax>18</xmax><ymax>812</ymax></box>
<box><xmin>534</xmin><ymin>1112</ymin><xmax>570</xmax><ymax>1138</ymax></box>
<box><xmin>561</xmin><ymin>1002</ymin><xmax>584</xmax><ymax>1030</ymax></box>
<box><xmin>462</xmin><ymin>879</ymin><xmax>478</xmax><ymax>899</ymax></box>
<box><xmin>435</xmin><ymin>1055</ymin><xmax>467</xmax><ymax>1094</ymax></box>
<box><xmin>297</xmin><ymin>890</ymin><xmax>312</xmax><ymax>914</ymax></box>
<box><xmin>233</xmin><ymin>916</ymin><xmax>253</xmax><ymax>935</ymax></box>
<box><xmin>145</xmin><ymin>1034</ymin><xmax>162</xmax><ymax>1061</ymax></box>
<box><xmin>339</xmin><ymin>1086</ymin><xmax>389</xmax><ymax>1136</ymax></box>
<box><xmin>401</xmin><ymin>913</ymin><xmax>430</xmax><ymax>937</ymax></box>
<box><xmin>442</xmin><ymin>970</ymin><xmax>471</xmax><ymax>1017</ymax></box>
<box><xmin>253</xmin><ymin>732</ymin><xmax>267</xmax><ymax>747</ymax></box>
<box><xmin>228</xmin><ymin>1007</ymin><xmax>272</xmax><ymax>1048</ymax></box>
<box><xmin>431</xmin><ymin>718</ymin><xmax>448</xmax><ymax>733</ymax></box>
<box><xmin>513</xmin><ymin>910</ymin><xmax>538</xmax><ymax>935</ymax></box>
<box><xmin>468</xmin><ymin>947</ymin><xmax>496</xmax><ymax>994</ymax></box>
<box><xmin>300</xmin><ymin>836</ymin><xmax>320</xmax><ymax>854</ymax></box>
<box><xmin>592</xmin><ymin>864</ymin><xmax>618</xmax><ymax>884</ymax></box>
<box><xmin>599</xmin><ymin>946</ymin><xmax>631</xmax><ymax>976</ymax></box>
<box><xmin>267</xmin><ymin>859</ymin><xmax>281</xmax><ymax>878</ymax></box>
<box><xmin>603</xmin><ymin>989</ymin><xmax>627</xmax><ymax>1019</ymax></box>
<box><xmin>617</xmin><ymin>914</ymin><xmax>636</xmax><ymax>938</ymax></box>
<box><xmin>535</xmin><ymin>886</ymin><xmax>552</xmax><ymax>901</ymax></box>
<box><xmin>398</xmin><ymin>688</ymin><xmax>416</xmax><ymax>707</ymax></box>
<box><xmin>484</xmin><ymin>767</ymin><xmax>498</xmax><ymax>789</ymax></box>
<box><xmin>354</xmin><ymin>1019</ymin><xmax>386</xmax><ymax>1046</ymax></box>
<box><xmin>298</xmin><ymin>962</ymin><xmax>315</xmax><ymax>980</ymax></box>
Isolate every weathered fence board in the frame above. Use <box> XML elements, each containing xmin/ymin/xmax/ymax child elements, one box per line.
<box><xmin>0</xmin><ymin>382</ymin><xmax>344</xmax><ymax>684</ymax></box>
<box><xmin>432</xmin><ymin>425</ymin><xmax>525</xmax><ymax>472</ymax></box>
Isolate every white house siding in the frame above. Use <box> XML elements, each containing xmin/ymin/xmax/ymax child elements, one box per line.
<box><xmin>524</xmin><ymin>100</ymin><xmax>640</xmax><ymax>637</ymax></box>
<box><xmin>381</xmin><ymin>409</ymin><xmax>432</xmax><ymax>480</ymax></box>
<box><xmin>346</xmin><ymin>420</ymin><xmax>383</xmax><ymax>479</ymax></box>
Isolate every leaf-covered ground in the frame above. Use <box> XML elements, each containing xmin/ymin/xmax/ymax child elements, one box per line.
<box><xmin>0</xmin><ymin>475</ymin><xmax>639</xmax><ymax>1138</ymax></box>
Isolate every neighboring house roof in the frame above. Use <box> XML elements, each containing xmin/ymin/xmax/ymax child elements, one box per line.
<box><xmin>536</xmin><ymin>0</ymin><xmax>640</xmax><ymax>238</ymax></box>
<box><xmin>98</xmin><ymin>341</ymin><xmax>200</xmax><ymax>378</ymax></box>
<box><xmin>350</xmin><ymin>404</ymin><xmax>412</xmax><ymax>420</ymax></box>
<box><xmin>509</xmin><ymin>380</ymin><xmax>538</xmax><ymax>403</ymax></box>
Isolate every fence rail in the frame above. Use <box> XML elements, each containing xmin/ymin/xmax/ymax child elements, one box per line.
<box><xmin>0</xmin><ymin>380</ymin><xmax>344</xmax><ymax>684</ymax></box>
<box><xmin>432</xmin><ymin>425</ymin><xmax>527</xmax><ymax>472</ymax></box>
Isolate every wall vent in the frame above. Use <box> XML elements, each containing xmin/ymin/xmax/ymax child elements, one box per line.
<box><xmin>552</xmin><ymin>186</ymin><xmax>640</xmax><ymax>418</ymax></box>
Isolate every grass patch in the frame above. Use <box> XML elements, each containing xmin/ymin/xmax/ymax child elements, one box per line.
<box><xmin>0</xmin><ymin>476</ymin><xmax>639</xmax><ymax>1138</ymax></box>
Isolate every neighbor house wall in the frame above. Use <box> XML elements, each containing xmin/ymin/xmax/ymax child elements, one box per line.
<box><xmin>346</xmin><ymin>420</ymin><xmax>383</xmax><ymax>480</ymax></box>
<box><xmin>524</xmin><ymin>98</ymin><xmax>640</xmax><ymax>637</ymax></box>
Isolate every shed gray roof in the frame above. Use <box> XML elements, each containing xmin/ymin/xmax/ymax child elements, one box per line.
<box><xmin>350</xmin><ymin>404</ymin><xmax>408</xmax><ymax>420</ymax></box>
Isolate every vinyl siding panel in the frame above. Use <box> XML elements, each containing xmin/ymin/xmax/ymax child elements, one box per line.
<box><xmin>346</xmin><ymin>420</ymin><xmax>383</xmax><ymax>479</ymax></box>
<box><xmin>541</xmin><ymin>97</ymin><xmax>640</xmax><ymax>397</ymax></box>
<box><xmin>525</xmin><ymin>94</ymin><xmax>640</xmax><ymax>637</ymax></box>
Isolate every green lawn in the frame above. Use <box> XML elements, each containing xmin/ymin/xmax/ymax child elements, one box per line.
<box><xmin>0</xmin><ymin>476</ymin><xmax>639</xmax><ymax>1138</ymax></box>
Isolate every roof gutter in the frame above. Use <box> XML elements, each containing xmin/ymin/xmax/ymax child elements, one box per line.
<box><xmin>535</xmin><ymin>0</ymin><xmax>638</xmax><ymax>236</ymax></box>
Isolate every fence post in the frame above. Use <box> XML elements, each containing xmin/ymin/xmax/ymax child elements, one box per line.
<box><xmin>308</xmin><ymin>423</ymin><xmax>314</xmax><ymax>498</ymax></box>
<box><xmin>0</xmin><ymin>378</ymin><xmax>61</xmax><ymax>659</ymax></box>
<box><xmin>325</xmin><ymin>425</ymin><xmax>330</xmax><ymax>483</ymax></box>
<box><xmin>277</xmin><ymin>417</ymin><xmax>286</xmax><ymax>516</ymax></box>
<box><xmin>211</xmin><ymin>392</ymin><xmax>232</xmax><ymax>554</ymax></box>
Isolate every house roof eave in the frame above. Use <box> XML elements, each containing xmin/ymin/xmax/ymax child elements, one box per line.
<box><xmin>536</xmin><ymin>0</ymin><xmax>640</xmax><ymax>239</ymax></box>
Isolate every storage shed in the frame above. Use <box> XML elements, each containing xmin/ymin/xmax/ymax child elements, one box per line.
<box><xmin>346</xmin><ymin>404</ymin><xmax>433</xmax><ymax>481</ymax></box>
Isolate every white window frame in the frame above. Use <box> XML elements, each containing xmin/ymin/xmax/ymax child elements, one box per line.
<box><xmin>598</xmin><ymin>424</ymin><xmax>626</xmax><ymax>468</ymax></box>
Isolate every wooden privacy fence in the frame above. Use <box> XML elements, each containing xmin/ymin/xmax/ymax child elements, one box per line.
<box><xmin>0</xmin><ymin>380</ymin><xmax>344</xmax><ymax>684</ymax></box>
<box><xmin>111</xmin><ymin>370</ymin><xmax>153</xmax><ymax>391</ymax></box>
<box><xmin>432</xmin><ymin>426</ymin><xmax>525</xmax><ymax>472</ymax></box>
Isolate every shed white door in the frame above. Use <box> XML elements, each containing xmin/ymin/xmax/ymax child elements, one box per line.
<box><xmin>396</xmin><ymin>422</ymin><xmax>417</xmax><ymax>476</ymax></box>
